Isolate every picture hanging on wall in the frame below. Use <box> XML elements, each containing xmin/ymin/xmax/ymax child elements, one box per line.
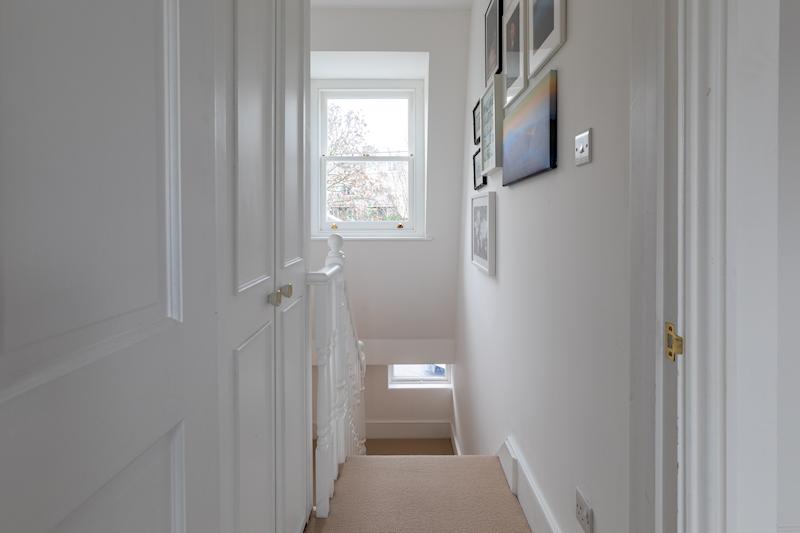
<box><xmin>485</xmin><ymin>0</ymin><xmax>503</xmax><ymax>86</ymax></box>
<box><xmin>503</xmin><ymin>0</ymin><xmax>527</xmax><ymax>106</ymax></box>
<box><xmin>481</xmin><ymin>74</ymin><xmax>504</xmax><ymax>177</ymax></box>
<box><xmin>528</xmin><ymin>0</ymin><xmax>566</xmax><ymax>79</ymax></box>
<box><xmin>502</xmin><ymin>70</ymin><xmax>557</xmax><ymax>186</ymax></box>
<box><xmin>473</xmin><ymin>149</ymin><xmax>486</xmax><ymax>190</ymax></box>
<box><xmin>472</xmin><ymin>100</ymin><xmax>481</xmax><ymax>145</ymax></box>
<box><xmin>471</xmin><ymin>191</ymin><xmax>496</xmax><ymax>276</ymax></box>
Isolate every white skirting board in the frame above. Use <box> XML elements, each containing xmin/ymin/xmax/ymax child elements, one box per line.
<box><xmin>497</xmin><ymin>436</ymin><xmax>563</xmax><ymax>533</ymax></box>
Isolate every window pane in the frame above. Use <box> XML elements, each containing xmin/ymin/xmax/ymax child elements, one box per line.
<box><xmin>392</xmin><ymin>364</ymin><xmax>447</xmax><ymax>380</ymax></box>
<box><xmin>325</xmin><ymin>160</ymin><xmax>409</xmax><ymax>222</ymax></box>
<box><xmin>326</xmin><ymin>97</ymin><xmax>409</xmax><ymax>156</ymax></box>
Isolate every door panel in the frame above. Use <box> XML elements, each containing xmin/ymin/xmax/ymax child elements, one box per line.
<box><xmin>277</xmin><ymin>296</ymin><xmax>309</xmax><ymax>532</ymax></box>
<box><xmin>0</xmin><ymin>0</ymin><xmax>174</xmax><ymax>396</ymax></box>
<box><xmin>235</xmin><ymin>323</ymin><xmax>276</xmax><ymax>533</ymax></box>
<box><xmin>53</xmin><ymin>425</ymin><xmax>180</xmax><ymax>533</ymax></box>
<box><xmin>275</xmin><ymin>1</ymin><xmax>311</xmax><ymax>531</ymax></box>
<box><xmin>235</xmin><ymin>0</ymin><xmax>276</xmax><ymax>292</ymax></box>
<box><xmin>0</xmin><ymin>0</ymin><xmax>220</xmax><ymax>531</ymax></box>
<box><xmin>277</xmin><ymin>0</ymin><xmax>306</xmax><ymax>266</ymax></box>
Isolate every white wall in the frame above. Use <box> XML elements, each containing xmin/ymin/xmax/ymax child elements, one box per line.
<box><xmin>779</xmin><ymin>0</ymin><xmax>800</xmax><ymax>528</ymax></box>
<box><xmin>309</xmin><ymin>8</ymin><xmax>469</xmax><ymax>347</ymax></box>
<box><xmin>453</xmin><ymin>0</ymin><xmax>632</xmax><ymax>532</ymax></box>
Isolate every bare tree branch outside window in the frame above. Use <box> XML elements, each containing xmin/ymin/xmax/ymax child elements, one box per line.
<box><xmin>325</xmin><ymin>103</ymin><xmax>409</xmax><ymax>222</ymax></box>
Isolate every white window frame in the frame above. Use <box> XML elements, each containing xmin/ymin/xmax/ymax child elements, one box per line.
<box><xmin>387</xmin><ymin>364</ymin><xmax>451</xmax><ymax>389</ymax></box>
<box><xmin>310</xmin><ymin>79</ymin><xmax>427</xmax><ymax>239</ymax></box>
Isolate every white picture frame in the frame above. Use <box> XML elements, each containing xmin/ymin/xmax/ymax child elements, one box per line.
<box><xmin>528</xmin><ymin>0</ymin><xmax>566</xmax><ymax>79</ymax></box>
<box><xmin>503</xmin><ymin>0</ymin><xmax>527</xmax><ymax>106</ymax></box>
<box><xmin>471</xmin><ymin>191</ymin><xmax>496</xmax><ymax>276</ymax></box>
<box><xmin>481</xmin><ymin>75</ymin><xmax>504</xmax><ymax>177</ymax></box>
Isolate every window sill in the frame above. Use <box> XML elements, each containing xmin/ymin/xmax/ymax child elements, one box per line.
<box><xmin>388</xmin><ymin>382</ymin><xmax>452</xmax><ymax>390</ymax></box>
<box><xmin>311</xmin><ymin>233</ymin><xmax>433</xmax><ymax>241</ymax></box>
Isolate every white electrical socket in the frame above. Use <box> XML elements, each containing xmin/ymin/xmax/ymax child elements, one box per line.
<box><xmin>575</xmin><ymin>488</ymin><xmax>594</xmax><ymax>533</ymax></box>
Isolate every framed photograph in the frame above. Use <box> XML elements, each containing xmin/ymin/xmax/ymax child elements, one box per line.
<box><xmin>481</xmin><ymin>74</ymin><xmax>504</xmax><ymax>177</ymax></box>
<box><xmin>473</xmin><ymin>149</ymin><xmax>486</xmax><ymax>190</ymax></box>
<box><xmin>503</xmin><ymin>0</ymin><xmax>526</xmax><ymax>106</ymax></box>
<box><xmin>528</xmin><ymin>0</ymin><xmax>566</xmax><ymax>78</ymax></box>
<box><xmin>472</xmin><ymin>100</ymin><xmax>481</xmax><ymax>145</ymax></box>
<box><xmin>484</xmin><ymin>0</ymin><xmax>503</xmax><ymax>86</ymax></box>
<box><xmin>471</xmin><ymin>191</ymin><xmax>496</xmax><ymax>275</ymax></box>
<box><xmin>503</xmin><ymin>70</ymin><xmax>557</xmax><ymax>186</ymax></box>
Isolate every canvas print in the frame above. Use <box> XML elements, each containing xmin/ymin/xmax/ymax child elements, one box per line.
<box><xmin>473</xmin><ymin>149</ymin><xmax>485</xmax><ymax>190</ymax></box>
<box><xmin>502</xmin><ymin>70</ymin><xmax>557</xmax><ymax>186</ymax></box>
<box><xmin>471</xmin><ymin>192</ymin><xmax>496</xmax><ymax>275</ymax></box>
<box><xmin>485</xmin><ymin>0</ymin><xmax>502</xmax><ymax>85</ymax></box>
<box><xmin>503</xmin><ymin>0</ymin><xmax>526</xmax><ymax>105</ymax></box>
<box><xmin>528</xmin><ymin>0</ymin><xmax>565</xmax><ymax>78</ymax></box>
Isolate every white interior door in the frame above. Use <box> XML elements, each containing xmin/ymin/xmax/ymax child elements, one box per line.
<box><xmin>275</xmin><ymin>1</ymin><xmax>312</xmax><ymax>532</ymax></box>
<box><xmin>0</xmin><ymin>0</ymin><xmax>221</xmax><ymax>532</ymax></box>
<box><xmin>215</xmin><ymin>0</ymin><xmax>310</xmax><ymax>531</ymax></box>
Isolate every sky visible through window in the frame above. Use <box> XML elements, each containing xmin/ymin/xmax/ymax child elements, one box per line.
<box><xmin>327</xmin><ymin>98</ymin><xmax>409</xmax><ymax>155</ymax></box>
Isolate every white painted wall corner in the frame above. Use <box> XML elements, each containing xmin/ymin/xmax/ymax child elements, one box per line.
<box><xmin>450</xmin><ymin>422</ymin><xmax>463</xmax><ymax>456</ymax></box>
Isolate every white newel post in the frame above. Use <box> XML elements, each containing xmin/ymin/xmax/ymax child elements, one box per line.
<box><xmin>308</xmin><ymin>234</ymin><xmax>365</xmax><ymax>518</ymax></box>
<box><xmin>325</xmin><ymin>236</ymin><xmax>347</xmax><ymax>469</ymax></box>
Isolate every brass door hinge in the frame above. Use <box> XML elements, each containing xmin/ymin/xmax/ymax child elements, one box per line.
<box><xmin>665</xmin><ymin>321</ymin><xmax>684</xmax><ymax>362</ymax></box>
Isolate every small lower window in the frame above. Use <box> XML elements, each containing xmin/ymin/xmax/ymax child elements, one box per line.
<box><xmin>388</xmin><ymin>364</ymin><xmax>451</xmax><ymax>388</ymax></box>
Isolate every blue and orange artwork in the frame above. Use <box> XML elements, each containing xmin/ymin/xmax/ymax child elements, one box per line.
<box><xmin>502</xmin><ymin>70</ymin><xmax>557</xmax><ymax>186</ymax></box>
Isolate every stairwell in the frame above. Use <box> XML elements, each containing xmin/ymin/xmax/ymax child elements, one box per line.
<box><xmin>307</xmin><ymin>237</ymin><xmax>530</xmax><ymax>533</ymax></box>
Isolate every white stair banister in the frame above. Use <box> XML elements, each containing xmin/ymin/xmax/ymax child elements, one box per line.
<box><xmin>307</xmin><ymin>235</ymin><xmax>366</xmax><ymax>518</ymax></box>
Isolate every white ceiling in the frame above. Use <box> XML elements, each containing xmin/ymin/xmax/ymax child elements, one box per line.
<box><xmin>311</xmin><ymin>51</ymin><xmax>429</xmax><ymax>80</ymax></box>
<box><xmin>311</xmin><ymin>0</ymin><xmax>472</xmax><ymax>9</ymax></box>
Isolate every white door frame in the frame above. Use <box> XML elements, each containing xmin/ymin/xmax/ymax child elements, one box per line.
<box><xmin>631</xmin><ymin>0</ymin><xmax>779</xmax><ymax>531</ymax></box>
<box><xmin>677</xmin><ymin>0</ymin><xmax>728</xmax><ymax>530</ymax></box>
<box><xmin>675</xmin><ymin>0</ymin><xmax>781</xmax><ymax>532</ymax></box>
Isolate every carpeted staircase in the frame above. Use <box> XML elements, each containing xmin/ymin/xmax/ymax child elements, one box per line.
<box><xmin>304</xmin><ymin>455</ymin><xmax>531</xmax><ymax>533</ymax></box>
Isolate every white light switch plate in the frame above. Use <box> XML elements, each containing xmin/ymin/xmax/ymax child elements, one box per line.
<box><xmin>575</xmin><ymin>128</ymin><xmax>592</xmax><ymax>166</ymax></box>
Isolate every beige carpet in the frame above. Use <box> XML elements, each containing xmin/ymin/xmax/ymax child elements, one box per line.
<box><xmin>366</xmin><ymin>438</ymin><xmax>454</xmax><ymax>455</ymax></box>
<box><xmin>304</xmin><ymin>455</ymin><xmax>531</xmax><ymax>533</ymax></box>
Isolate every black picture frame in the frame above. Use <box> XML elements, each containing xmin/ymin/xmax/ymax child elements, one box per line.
<box><xmin>472</xmin><ymin>100</ymin><xmax>481</xmax><ymax>145</ymax></box>
<box><xmin>473</xmin><ymin>149</ymin><xmax>486</xmax><ymax>190</ymax></box>
<box><xmin>484</xmin><ymin>0</ymin><xmax>503</xmax><ymax>86</ymax></box>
